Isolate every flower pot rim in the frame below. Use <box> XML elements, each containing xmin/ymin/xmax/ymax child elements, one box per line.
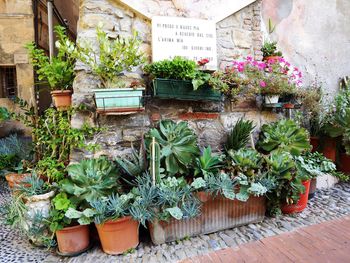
<box><xmin>51</xmin><ymin>90</ymin><xmax>72</xmax><ymax>95</ymax></box>
<box><xmin>24</xmin><ymin>190</ymin><xmax>55</xmax><ymax>202</ymax></box>
<box><xmin>92</xmin><ymin>87</ymin><xmax>145</xmax><ymax>92</ymax></box>
<box><xmin>95</xmin><ymin>215</ymin><xmax>134</xmax><ymax>226</ymax></box>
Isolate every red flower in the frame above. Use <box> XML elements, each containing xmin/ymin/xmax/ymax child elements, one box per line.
<box><xmin>198</xmin><ymin>58</ymin><xmax>210</xmax><ymax>66</ymax></box>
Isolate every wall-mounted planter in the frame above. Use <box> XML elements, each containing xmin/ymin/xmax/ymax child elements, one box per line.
<box><xmin>149</xmin><ymin>194</ymin><xmax>266</xmax><ymax>244</ymax></box>
<box><xmin>93</xmin><ymin>88</ymin><xmax>145</xmax><ymax>114</ymax></box>
<box><xmin>152</xmin><ymin>78</ymin><xmax>222</xmax><ymax>101</ymax></box>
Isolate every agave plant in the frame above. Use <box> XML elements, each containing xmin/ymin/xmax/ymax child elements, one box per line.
<box><xmin>226</xmin><ymin>118</ymin><xmax>255</xmax><ymax>151</ymax></box>
<box><xmin>61</xmin><ymin>157</ymin><xmax>120</xmax><ymax>204</ymax></box>
<box><xmin>146</xmin><ymin>120</ymin><xmax>200</xmax><ymax>175</ymax></box>
<box><xmin>115</xmin><ymin>141</ymin><xmax>147</xmax><ymax>178</ymax></box>
<box><xmin>228</xmin><ymin>148</ymin><xmax>262</xmax><ymax>177</ymax></box>
<box><xmin>257</xmin><ymin>119</ymin><xmax>311</xmax><ymax>156</ymax></box>
<box><xmin>194</xmin><ymin>146</ymin><xmax>222</xmax><ymax>177</ymax></box>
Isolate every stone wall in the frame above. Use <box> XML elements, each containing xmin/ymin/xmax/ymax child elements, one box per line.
<box><xmin>72</xmin><ymin>0</ymin><xmax>278</xmax><ymax>160</ymax></box>
<box><xmin>0</xmin><ymin>0</ymin><xmax>36</xmax><ymax>136</ymax></box>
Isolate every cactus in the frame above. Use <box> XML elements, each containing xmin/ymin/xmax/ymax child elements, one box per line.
<box><xmin>150</xmin><ymin>137</ymin><xmax>161</xmax><ymax>185</ymax></box>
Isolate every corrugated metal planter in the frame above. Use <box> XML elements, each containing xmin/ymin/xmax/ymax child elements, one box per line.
<box><xmin>149</xmin><ymin>193</ymin><xmax>266</xmax><ymax>244</ymax></box>
<box><xmin>152</xmin><ymin>78</ymin><xmax>222</xmax><ymax>101</ymax></box>
<box><xmin>93</xmin><ymin>88</ymin><xmax>145</xmax><ymax>114</ymax></box>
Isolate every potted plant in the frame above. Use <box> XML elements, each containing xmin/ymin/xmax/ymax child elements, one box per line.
<box><xmin>77</xmin><ymin>27</ymin><xmax>146</xmax><ymax>113</ymax></box>
<box><xmin>48</xmin><ymin>192</ymin><xmax>90</xmax><ymax>256</ymax></box>
<box><xmin>144</xmin><ymin>56</ymin><xmax>222</xmax><ymax>101</ymax></box>
<box><xmin>261</xmin><ymin>41</ymin><xmax>283</xmax><ymax>61</ymax></box>
<box><xmin>26</xmin><ymin>26</ymin><xmax>75</xmax><ymax>110</ymax></box>
<box><xmin>263</xmin><ymin>151</ymin><xmax>309</xmax><ymax>215</ymax></box>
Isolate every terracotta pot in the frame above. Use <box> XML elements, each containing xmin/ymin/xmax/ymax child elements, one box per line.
<box><xmin>283</xmin><ymin>103</ymin><xmax>295</xmax><ymax>109</ymax></box>
<box><xmin>51</xmin><ymin>90</ymin><xmax>72</xmax><ymax>110</ymax></box>
<box><xmin>308</xmin><ymin>178</ymin><xmax>317</xmax><ymax>199</ymax></box>
<box><xmin>56</xmin><ymin>225</ymin><xmax>90</xmax><ymax>255</ymax></box>
<box><xmin>95</xmin><ymin>216</ymin><xmax>139</xmax><ymax>255</ymax></box>
<box><xmin>310</xmin><ymin>137</ymin><xmax>320</xmax><ymax>152</ymax></box>
<box><xmin>339</xmin><ymin>153</ymin><xmax>350</xmax><ymax>174</ymax></box>
<box><xmin>5</xmin><ymin>173</ymin><xmax>31</xmax><ymax>189</ymax></box>
<box><xmin>281</xmin><ymin>180</ymin><xmax>310</xmax><ymax>214</ymax></box>
<box><xmin>321</xmin><ymin>137</ymin><xmax>336</xmax><ymax>161</ymax></box>
<box><xmin>263</xmin><ymin>56</ymin><xmax>281</xmax><ymax>62</ymax></box>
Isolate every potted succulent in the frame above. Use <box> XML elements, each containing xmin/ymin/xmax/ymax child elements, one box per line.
<box><xmin>26</xmin><ymin>26</ymin><xmax>75</xmax><ymax>110</ymax></box>
<box><xmin>144</xmin><ymin>56</ymin><xmax>222</xmax><ymax>101</ymax></box>
<box><xmin>77</xmin><ymin>27</ymin><xmax>146</xmax><ymax>113</ymax></box>
<box><xmin>48</xmin><ymin>192</ymin><xmax>90</xmax><ymax>256</ymax></box>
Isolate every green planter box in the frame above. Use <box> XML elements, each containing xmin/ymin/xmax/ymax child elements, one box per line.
<box><xmin>93</xmin><ymin>88</ymin><xmax>145</xmax><ymax>113</ymax></box>
<box><xmin>152</xmin><ymin>78</ymin><xmax>222</xmax><ymax>101</ymax></box>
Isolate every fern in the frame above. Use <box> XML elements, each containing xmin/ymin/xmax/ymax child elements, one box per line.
<box><xmin>226</xmin><ymin>118</ymin><xmax>255</xmax><ymax>151</ymax></box>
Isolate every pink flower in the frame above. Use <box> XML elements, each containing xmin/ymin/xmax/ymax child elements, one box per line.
<box><xmin>246</xmin><ymin>56</ymin><xmax>253</xmax><ymax>62</ymax></box>
<box><xmin>259</xmin><ymin>81</ymin><xmax>266</xmax><ymax>87</ymax></box>
<box><xmin>258</xmin><ymin>62</ymin><xmax>267</xmax><ymax>70</ymax></box>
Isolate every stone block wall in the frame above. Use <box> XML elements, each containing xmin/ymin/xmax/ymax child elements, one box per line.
<box><xmin>72</xmin><ymin>0</ymin><xmax>278</xmax><ymax>160</ymax></box>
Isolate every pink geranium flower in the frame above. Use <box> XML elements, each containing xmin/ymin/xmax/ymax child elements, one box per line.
<box><xmin>259</xmin><ymin>81</ymin><xmax>266</xmax><ymax>87</ymax></box>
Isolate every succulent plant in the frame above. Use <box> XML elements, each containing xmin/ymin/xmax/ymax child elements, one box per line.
<box><xmin>194</xmin><ymin>146</ymin><xmax>222</xmax><ymax>177</ymax></box>
<box><xmin>226</xmin><ymin>118</ymin><xmax>255</xmax><ymax>151</ymax></box>
<box><xmin>258</xmin><ymin>119</ymin><xmax>311</xmax><ymax>156</ymax></box>
<box><xmin>228</xmin><ymin>148</ymin><xmax>262</xmax><ymax>177</ymax></box>
<box><xmin>61</xmin><ymin>157</ymin><xmax>120</xmax><ymax>204</ymax></box>
<box><xmin>146</xmin><ymin>120</ymin><xmax>200</xmax><ymax>176</ymax></box>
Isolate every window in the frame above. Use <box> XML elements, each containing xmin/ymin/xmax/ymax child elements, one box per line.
<box><xmin>0</xmin><ymin>66</ymin><xmax>17</xmax><ymax>98</ymax></box>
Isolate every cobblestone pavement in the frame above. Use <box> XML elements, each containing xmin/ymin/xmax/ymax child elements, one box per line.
<box><xmin>0</xmin><ymin>179</ymin><xmax>349</xmax><ymax>263</ymax></box>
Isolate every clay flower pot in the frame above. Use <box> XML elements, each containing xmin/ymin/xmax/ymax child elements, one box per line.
<box><xmin>51</xmin><ymin>90</ymin><xmax>72</xmax><ymax>110</ymax></box>
<box><xmin>310</xmin><ymin>136</ymin><xmax>320</xmax><ymax>152</ymax></box>
<box><xmin>283</xmin><ymin>103</ymin><xmax>295</xmax><ymax>109</ymax></box>
<box><xmin>281</xmin><ymin>180</ymin><xmax>310</xmax><ymax>214</ymax></box>
<box><xmin>263</xmin><ymin>56</ymin><xmax>281</xmax><ymax>62</ymax></box>
<box><xmin>321</xmin><ymin>137</ymin><xmax>336</xmax><ymax>161</ymax></box>
<box><xmin>5</xmin><ymin>173</ymin><xmax>31</xmax><ymax>189</ymax></box>
<box><xmin>339</xmin><ymin>153</ymin><xmax>350</xmax><ymax>174</ymax></box>
<box><xmin>95</xmin><ymin>216</ymin><xmax>139</xmax><ymax>255</ymax></box>
<box><xmin>56</xmin><ymin>225</ymin><xmax>90</xmax><ymax>256</ymax></box>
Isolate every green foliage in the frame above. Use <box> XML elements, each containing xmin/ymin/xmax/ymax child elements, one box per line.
<box><xmin>261</xmin><ymin>41</ymin><xmax>282</xmax><ymax>58</ymax></box>
<box><xmin>62</xmin><ymin>157</ymin><xmax>120</xmax><ymax>204</ymax></box>
<box><xmin>144</xmin><ymin>56</ymin><xmax>216</xmax><ymax>91</ymax></box>
<box><xmin>48</xmin><ymin>192</ymin><xmax>75</xmax><ymax>232</ymax></box>
<box><xmin>228</xmin><ymin>148</ymin><xmax>262</xmax><ymax>177</ymax></box>
<box><xmin>226</xmin><ymin>119</ymin><xmax>255</xmax><ymax>151</ymax></box>
<box><xmin>295</xmin><ymin>152</ymin><xmax>336</xmax><ymax>179</ymax></box>
<box><xmin>65</xmin><ymin>207</ymin><xmax>96</xmax><ymax>225</ymax></box>
<box><xmin>194</xmin><ymin>146</ymin><xmax>222</xmax><ymax>177</ymax></box>
<box><xmin>258</xmin><ymin>119</ymin><xmax>311</xmax><ymax>156</ymax></box>
<box><xmin>115</xmin><ymin>142</ymin><xmax>147</xmax><ymax>178</ymax></box>
<box><xmin>149</xmin><ymin>137</ymin><xmax>162</xmax><ymax>183</ymax></box>
<box><xmin>0</xmin><ymin>107</ymin><xmax>10</xmax><ymax>121</ymax></box>
<box><xmin>204</xmin><ymin>173</ymin><xmax>236</xmax><ymax>200</ymax></box>
<box><xmin>332</xmin><ymin>171</ymin><xmax>349</xmax><ymax>182</ymax></box>
<box><xmin>26</xmin><ymin>26</ymin><xmax>75</xmax><ymax>90</ymax></box>
<box><xmin>264</xmin><ymin>151</ymin><xmax>306</xmax><ymax>216</ymax></box>
<box><xmin>78</xmin><ymin>27</ymin><xmax>145</xmax><ymax>88</ymax></box>
<box><xmin>146</xmin><ymin>120</ymin><xmax>200</xmax><ymax>176</ymax></box>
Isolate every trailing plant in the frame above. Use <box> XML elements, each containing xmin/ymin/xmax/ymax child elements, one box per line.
<box><xmin>194</xmin><ymin>146</ymin><xmax>222</xmax><ymax>177</ymax></box>
<box><xmin>61</xmin><ymin>157</ymin><xmax>121</xmax><ymax>205</ymax></box>
<box><xmin>226</xmin><ymin>118</ymin><xmax>255</xmax><ymax>151</ymax></box>
<box><xmin>258</xmin><ymin>119</ymin><xmax>311</xmax><ymax>156</ymax></box>
<box><xmin>77</xmin><ymin>27</ymin><xmax>145</xmax><ymax>88</ymax></box>
<box><xmin>26</xmin><ymin>26</ymin><xmax>75</xmax><ymax>90</ymax></box>
<box><xmin>0</xmin><ymin>107</ymin><xmax>10</xmax><ymax>121</ymax></box>
<box><xmin>146</xmin><ymin>120</ymin><xmax>200</xmax><ymax>176</ymax></box>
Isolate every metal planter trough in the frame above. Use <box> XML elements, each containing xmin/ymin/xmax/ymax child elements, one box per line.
<box><xmin>149</xmin><ymin>193</ymin><xmax>266</xmax><ymax>244</ymax></box>
<box><xmin>152</xmin><ymin>78</ymin><xmax>222</xmax><ymax>101</ymax></box>
<box><xmin>93</xmin><ymin>87</ymin><xmax>145</xmax><ymax>114</ymax></box>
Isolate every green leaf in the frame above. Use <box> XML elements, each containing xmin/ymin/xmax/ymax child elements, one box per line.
<box><xmin>166</xmin><ymin>207</ymin><xmax>183</xmax><ymax>220</ymax></box>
